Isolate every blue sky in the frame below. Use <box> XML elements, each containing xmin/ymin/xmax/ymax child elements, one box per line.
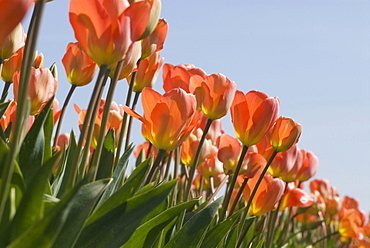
<box><xmin>24</xmin><ymin>1</ymin><xmax>370</xmax><ymax>211</ymax></box>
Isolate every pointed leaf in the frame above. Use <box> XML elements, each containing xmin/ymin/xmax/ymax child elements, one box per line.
<box><xmin>122</xmin><ymin>199</ymin><xmax>198</xmax><ymax>248</ymax></box>
<box><xmin>164</xmin><ymin>197</ymin><xmax>223</xmax><ymax>248</ymax></box>
<box><xmin>52</xmin><ymin>179</ymin><xmax>111</xmax><ymax>248</ymax></box>
<box><xmin>87</xmin><ymin>159</ymin><xmax>150</xmax><ymax>224</ymax></box>
<box><xmin>96</xmin><ymin>129</ymin><xmax>115</xmax><ymax>180</ymax></box>
<box><xmin>7</xmin><ymin>154</ymin><xmax>59</xmax><ymax>244</ymax></box>
<box><xmin>75</xmin><ymin>180</ymin><xmax>177</xmax><ymax>248</ymax></box>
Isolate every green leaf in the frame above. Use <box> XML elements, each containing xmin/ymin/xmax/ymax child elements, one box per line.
<box><xmin>75</xmin><ymin>179</ymin><xmax>177</xmax><ymax>248</ymax></box>
<box><xmin>122</xmin><ymin>199</ymin><xmax>198</xmax><ymax>248</ymax></box>
<box><xmin>51</xmin><ymin>179</ymin><xmax>111</xmax><ymax>248</ymax></box>
<box><xmin>87</xmin><ymin>159</ymin><xmax>150</xmax><ymax>224</ymax></box>
<box><xmin>43</xmin><ymin>105</ymin><xmax>54</xmax><ymax>163</ymax></box>
<box><xmin>164</xmin><ymin>197</ymin><xmax>223</xmax><ymax>248</ymax></box>
<box><xmin>6</xmin><ymin>154</ymin><xmax>59</xmax><ymax>244</ymax></box>
<box><xmin>96</xmin><ymin>129</ymin><xmax>115</xmax><ymax>180</ymax></box>
<box><xmin>18</xmin><ymin>97</ymin><xmax>54</xmax><ymax>185</ymax></box>
<box><xmin>200</xmin><ymin>209</ymin><xmax>243</xmax><ymax>248</ymax></box>
<box><xmin>6</xmin><ymin>172</ymin><xmax>85</xmax><ymax>248</ymax></box>
<box><xmin>55</xmin><ymin>130</ymin><xmax>77</xmax><ymax>198</ymax></box>
<box><xmin>95</xmin><ymin>143</ymin><xmax>133</xmax><ymax>208</ymax></box>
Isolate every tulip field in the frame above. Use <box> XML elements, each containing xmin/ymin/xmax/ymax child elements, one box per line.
<box><xmin>0</xmin><ymin>0</ymin><xmax>369</xmax><ymax>247</ymax></box>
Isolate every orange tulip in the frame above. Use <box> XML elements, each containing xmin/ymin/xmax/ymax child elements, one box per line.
<box><xmin>141</xmin><ymin>18</ymin><xmax>168</xmax><ymax>60</ymax></box>
<box><xmin>181</xmin><ymin>128</ymin><xmax>212</xmax><ymax>167</ymax></box>
<box><xmin>62</xmin><ymin>42</ymin><xmax>97</xmax><ymax>86</ymax></box>
<box><xmin>192</xmin><ymin>73</ymin><xmax>236</xmax><ymax>120</ymax></box>
<box><xmin>1</xmin><ymin>46</ymin><xmax>24</xmax><ymax>83</ymax></box>
<box><xmin>268</xmin><ymin>144</ymin><xmax>303</xmax><ymax>182</ymax></box>
<box><xmin>296</xmin><ymin>149</ymin><xmax>318</xmax><ymax>182</ymax></box>
<box><xmin>270</xmin><ymin>116</ymin><xmax>302</xmax><ymax>152</ymax></box>
<box><xmin>0</xmin><ymin>0</ymin><xmax>32</xmax><ymax>47</ymax></box>
<box><xmin>124</xmin><ymin>87</ymin><xmax>199</xmax><ymax>151</ymax></box>
<box><xmin>69</xmin><ymin>0</ymin><xmax>151</xmax><ymax>66</ymax></box>
<box><xmin>129</xmin><ymin>51</ymin><xmax>164</xmax><ymax>92</ymax></box>
<box><xmin>243</xmin><ymin>174</ymin><xmax>285</xmax><ymax>216</ymax></box>
<box><xmin>197</xmin><ymin>145</ymin><xmax>224</xmax><ymax>179</ymax></box>
<box><xmin>13</xmin><ymin>67</ymin><xmax>58</xmax><ymax>115</ymax></box>
<box><xmin>339</xmin><ymin>208</ymin><xmax>366</xmax><ymax>241</ymax></box>
<box><xmin>280</xmin><ymin>182</ymin><xmax>313</xmax><ymax>210</ymax></box>
<box><xmin>0</xmin><ymin>23</ymin><xmax>25</xmax><ymax>61</ymax></box>
<box><xmin>162</xmin><ymin>63</ymin><xmax>207</xmax><ymax>93</ymax></box>
<box><xmin>109</xmin><ymin>41</ymin><xmax>141</xmax><ymax>80</ymax></box>
<box><xmin>230</xmin><ymin>90</ymin><xmax>279</xmax><ymax>147</ymax></box>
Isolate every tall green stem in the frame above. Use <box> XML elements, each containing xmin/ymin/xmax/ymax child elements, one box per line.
<box><xmin>237</xmin><ymin>150</ymin><xmax>278</xmax><ymax>247</ymax></box>
<box><xmin>67</xmin><ymin>65</ymin><xmax>108</xmax><ymax>191</ymax></box>
<box><xmin>114</xmin><ymin>59</ymin><xmax>140</xmax><ymax>168</ymax></box>
<box><xmin>184</xmin><ymin>118</ymin><xmax>213</xmax><ymax>201</ymax></box>
<box><xmin>52</xmin><ymin>84</ymin><xmax>76</xmax><ymax>149</ymax></box>
<box><xmin>124</xmin><ymin>91</ymin><xmax>140</xmax><ymax>150</ymax></box>
<box><xmin>0</xmin><ymin>81</ymin><xmax>11</xmax><ymax>103</ymax></box>
<box><xmin>219</xmin><ymin>145</ymin><xmax>249</xmax><ymax>222</ymax></box>
<box><xmin>145</xmin><ymin>149</ymin><xmax>166</xmax><ymax>184</ymax></box>
<box><xmin>88</xmin><ymin>60</ymin><xmax>123</xmax><ymax>182</ymax></box>
<box><xmin>229</xmin><ymin>177</ymin><xmax>249</xmax><ymax>217</ymax></box>
<box><xmin>0</xmin><ymin>0</ymin><xmax>46</xmax><ymax>220</ymax></box>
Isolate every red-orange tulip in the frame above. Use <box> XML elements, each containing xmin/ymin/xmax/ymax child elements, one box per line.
<box><xmin>0</xmin><ymin>0</ymin><xmax>32</xmax><ymax>47</ymax></box>
<box><xmin>181</xmin><ymin>128</ymin><xmax>212</xmax><ymax>167</ymax></box>
<box><xmin>141</xmin><ymin>18</ymin><xmax>168</xmax><ymax>60</ymax></box>
<box><xmin>124</xmin><ymin>87</ymin><xmax>199</xmax><ymax>151</ymax></box>
<box><xmin>296</xmin><ymin>149</ymin><xmax>318</xmax><ymax>182</ymax></box>
<box><xmin>1</xmin><ymin>46</ymin><xmax>24</xmax><ymax>83</ymax></box>
<box><xmin>270</xmin><ymin>116</ymin><xmax>302</xmax><ymax>152</ymax></box>
<box><xmin>62</xmin><ymin>42</ymin><xmax>97</xmax><ymax>86</ymax></box>
<box><xmin>109</xmin><ymin>41</ymin><xmax>141</xmax><ymax>80</ymax></box>
<box><xmin>243</xmin><ymin>174</ymin><xmax>285</xmax><ymax>216</ymax></box>
<box><xmin>268</xmin><ymin>144</ymin><xmax>303</xmax><ymax>182</ymax></box>
<box><xmin>162</xmin><ymin>63</ymin><xmax>207</xmax><ymax>93</ymax></box>
<box><xmin>69</xmin><ymin>0</ymin><xmax>151</xmax><ymax>66</ymax></box>
<box><xmin>230</xmin><ymin>90</ymin><xmax>279</xmax><ymax>147</ymax></box>
<box><xmin>129</xmin><ymin>51</ymin><xmax>164</xmax><ymax>92</ymax></box>
<box><xmin>192</xmin><ymin>73</ymin><xmax>236</xmax><ymax>120</ymax></box>
<box><xmin>280</xmin><ymin>182</ymin><xmax>313</xmax><ymax>210</ymax></box>
<box><xmin>13</xmin><ymin>67</ymin><xmax>58</xmax><ymax>115</ymax></box>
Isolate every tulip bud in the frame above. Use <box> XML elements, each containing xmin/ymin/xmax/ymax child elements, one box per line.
<box><xmin>270</xmin><ymin>116</ymin><xmax>302</xmax><ymax>152</ymax></box>
<box><xmin>141</xmin><ymin>18</ymin><xmax>168</xmax><ymax>60</ymax></box>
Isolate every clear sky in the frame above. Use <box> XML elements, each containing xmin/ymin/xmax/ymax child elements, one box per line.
<box><xmin>23</xmin><ymin>1</ymin><xmax>370</xmax><ymax>211</ymax></box>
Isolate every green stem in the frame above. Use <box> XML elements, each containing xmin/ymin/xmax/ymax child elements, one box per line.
<box><xmin>0</xmin><ymin>0</ymin><xmax>46</xmax><ymax>220</ymax></box>
<box><xmin>237</xmin><ymin>150</ymin><xmax>278</xmax><ymax>247</ymax></box>
<box><xmin>184</xmin><ymin>118</ymin><xmax>213</xmax><ymax>201</ymax></box>
<box><xmin>229</xmin><ymin>177</ymin><xmax>249</xmax><ymax>217</ymax></box>
<box><xmin>114</xmin><ymin>59</ymin><xmax>140</xmax><ymax>168</ymax></box>
<box><xmin>311</xmin><ymin>231</ymin><xmax>339</xmax><ymax>246</ymax></box>
<box><xmin>52</xmin><ymin>84</ymin><xmax>76</xmax><ymax>149</ymax></box>
<box><xmin>124</xmin><ymin>91</ymin><xmax>140</xmax><ymax>151</ymax></box>
<box><xmin>87</xmin><ymin>60</ymin><xmax>124</xmax><ymax>182</ymax></box>
<box><xmin>145</xmin><ymin>149</ymin><xmax>166</xmax><ymax>184</ymax></box>
<box><xmin>79</xmin><ymin>68</ymin><xmax>110</xmax><ymax>180</ymax></box>
<box><xmin>219</xmin><ymin>145</ymin><xmax>249</xmax><ymax>222</ymax></box>
<box><xmin>0</xmin><ymin>81</ymin><xmax>11</xmax><ymax>103</ymax></box>
<box><xmin>68</xmin><ymin>65</ymin><xmax>108</xmax><ymax>191</ymax></box>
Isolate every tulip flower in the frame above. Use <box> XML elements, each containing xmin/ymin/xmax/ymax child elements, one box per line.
<box><xmin>230</xmin><ymin>90</ymin><xmax>279</xmax><ymax>147</ymax></box>
<box><xmin>124</xmin><ymin>87</ymin><xmax>199</xmax><ymax>151</ymax></box>
<box><xmin>192</xmin><ymin>73</ymin><xmax>236</xmax><ymax>120</ymax></box>
<box><xmin>162</xmin><ymin>63</ymin><xmax>207</xmax><ymax>93</ymax></box>
<box><xmin>339</xmin><ymin>208</ymin><xmax>366</xmax><ymax>241</ymax></box>
<box><xmin>109</xmin><ymin>41</ymin><xmax>141</xmax><ymax>80</ymax></box>
<box><xmin>197</xmin><ymin>113</ymin><xmax>223</xmax><ymax>144</ymax></box>
<box><xmin>0</xmin><ymin>0</ymin><xmax>32</xmax><ymax>47</ymax></box>
<box><xmin>243</xmin><ymin>174</ymin><xmax>285</xmax><ymax>216</ymax></box>
<box><xmin>270</xmin><ymin>116</ymin><xmax>302</xmax><ymax>152</ymax></box>
<box><xmin>1</xmin><ymin>47</ymin><xmax>24</xmax><ymax>83</ymax></box>
<box><xmin>13</xmin><ymin>67</ymin><xmax>58</xmax><ymax>115</ymax></box>
<box><xmin>268</xmin><ymin>144</ymin><xmax>303</xmax><ymax>182</ymax></box>
<box><xmin>197</xmin><ymin>145</ymin><xmax>224</xmax><ymax>179</ymax></box>
<box><xmin>69</xmin><ymin>0</ymin><xmax>151</xmax><ymax>66</ymax></box>
<box><xmin>0</xmin><ymin>23</ymin><xmax>25</xmax><ymax>61</ymax></box>
<box><xmin>128</xmin><ymin>51</ymin><xmax>164</xmax><ymax>92</ymax></box>
<box><xmin>280</xmin><ymin>182</ymin><xmax>313</xmax><ymax>210</ymax></box>
<box><xmin>296</xmin><ymin>149</ymin><xmax>318</xmax><ymax>182</ymax></box>
<box><xmin>62</xmin><ymin>42</ymin><xmax>97</xmax><ymax>86</ymax></box>
<box><xmin>141</xmin><ymin>18</ymin><xmax>168</xmax><ymax>60</ymax></box>
<box><xmin>181</xmin><ymin>128</ymin><xmax>212</xmax><ymax>167</ymax></box>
